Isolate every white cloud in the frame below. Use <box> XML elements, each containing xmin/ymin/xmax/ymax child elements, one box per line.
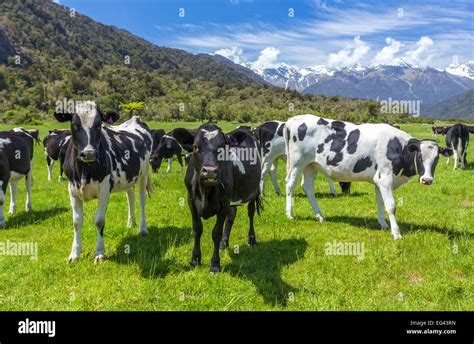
<box><xmin>327</xmin><ymin>36</ymin><xmax>370</xmax><ymax>68</ymax></box>
<box><xmin>251</xmin><ymin>47</ymin><xmax>281</xmax><ymax>70</ymax></box>
<box><xmin>372</xmin><ymin>37</ymin><xmax>402</xmax><ymax>65</ymax></box>
<box><xmin>52</xmin><ymin>0</ymin><xmax>60</xmax><ymax>3</ymax></box>
<box><xmin>402</xmin><ymin>36</ymin><xmax>434</xmax><ymax>68</ymax></box>
<box><xmin>214</xmin><ymin>46</ymin><xmax>244</xmax><ymax>64</ymax></box>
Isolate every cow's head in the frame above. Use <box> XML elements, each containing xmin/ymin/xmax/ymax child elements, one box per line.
<box><xmin>191</xmin><ymin>124</ymin><xmax>247</xmax><ymax>187</ymax></box>
<box><xmin>150</xmin><ymin>136</ymin><xmax>175</xmax><ymax>173</ymax></box>
<box><xmin>407</xmin><ymin>139</ymin><xmax>452</xmax><ymax>185</ymax></box>
<box><xmin>54</xmin><ymin>101</ymin><xmax>119</xmax><ymax>162</ymax></box>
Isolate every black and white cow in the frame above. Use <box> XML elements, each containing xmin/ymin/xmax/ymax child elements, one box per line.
<box><xmin>150</xmin><ymin>129</ymin><xmax>165</xmax><ymax>153</ymax></box>
<box><xmin>0</xmin><ymin>128</ymin><xmax>36</xmax><ymax>226</ymax></box>
<box><xmin>284</xmin><ymin>114</ymin><xmax>451</xmax><ymax>240</ymax></box>
<box><xmin>43</xmin><ymin>129</ymin><xmax>71</xmax><ymax>181</ymax></box>
<box><xmin>432</xmin><ymin>126</ymin><xmax>449</xmax><ymax>137</ymax></box>
<box><xmin>183</xmin><ymin>123</ymin><xmax>262</xmax><ymax>272</ymax></box>
<box><xmin>254</xmin><ymin>120</ymin><xmax>351</xmax><ymax>196</ymax></box>
<box><xmin>445</xmin><ymin>124</ymin><xmax>469</xmax><ymax>170</ymax></box>
<box><xmin>54</xmin><ymin>101</ymin><xmax>153</xmax><ymax>263</ymax></box>
<box><xmin>150</xmin><ymin>128</ymin><xmax>194</xmax><ymax>173</ymax></box>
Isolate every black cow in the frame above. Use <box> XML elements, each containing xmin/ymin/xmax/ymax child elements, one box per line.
<box><xmin>182</xmin><ymin>124</ymin><xmax>262</xmax><ymax>272</ymax></box>
<box><xmin>445</xmin><ymin>124</ymin><xmax>469</xmax><ymax>170</ymax></box>
<box><xmin>0</xmin><ymin>128</ymin><xmax>36</xmax><ymax>226</ymax></box>
<box><xmin>54</xmin><ymin>101</ymin><xmax>153</xmax><ymax>263</ymax></box>
<box><xmin>150</xmin><ymin>129</ymin><xmax>165</xmax><ymax>153</ymax></box>
<box><xmin>150</xmin><ymin>128</ymin><xmax>194</xmax><ymax>173</ymax></box>
<box><xmin>43</xmin><ymin>129</ymin><xmax>71</xmax><ymax>181</ymax></box>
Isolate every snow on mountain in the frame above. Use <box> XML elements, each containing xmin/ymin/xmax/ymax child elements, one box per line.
<box><xmin>444</xmin><ymin>61</ymin><xmax>474</xmax><ymax>80</ymax></box>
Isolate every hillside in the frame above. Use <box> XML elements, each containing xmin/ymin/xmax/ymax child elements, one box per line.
<box><xmin>0</xmin><ymin>0</ymin><xmax>419</xmax><ymax>124</ymax></box>
<box><xmin>423</xmin><ymin>88</ymin><xmax>474</xmax><ymax>120</ymax></box>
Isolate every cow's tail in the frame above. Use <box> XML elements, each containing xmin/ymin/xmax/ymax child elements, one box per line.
<box><xmin>146</xmin><ymin>168</ymin><xmax>154</xmax><ymax>197</ymax></box>
<box><xmin>284</xmin><ymin>125</ymin><xmax>291</xmax><ymax>176</ymax></box>
<box><xmin>255</xmin><ymin>191</ymin><xmax>264</xmax><ymax>216</ymax></box>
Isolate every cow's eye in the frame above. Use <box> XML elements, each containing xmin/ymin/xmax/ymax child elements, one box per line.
<box><xmin>193</xmin><ymin>146</ymin><xmax>200</xmax><ymax>154</ymax></box>
<box><xmin>72</xmin><ymin>124</ymin><xmax>80</xmax><ymax>131</ymax></box>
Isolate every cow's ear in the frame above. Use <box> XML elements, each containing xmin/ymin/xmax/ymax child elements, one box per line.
<box><xmin>173</xmin><ymin>128</ymin><xmax>195</xmax><ymax>146</ymax></box>
<box><xmin>439</xmin><ymin>147</ymin><xmax>453</xmax><ymax>157</ymax></box>
<box><xmin>226</xmin><ymin>130</ymin><xmax>248</xmax><ymax>147</ymax></box>
<box><xmin>407</xmin><ymin>139</ymin><xmax>420</xmax><ymax>153</ymax></box>
<box><xmin>54</xmin><ymin>112</ymin><xmax>73</xmax><ymax>122</ymax></box>
<box><xmin>100</xmin><ymin>111</ymin><xmax>120</xmax><ymax>124</ymax></box>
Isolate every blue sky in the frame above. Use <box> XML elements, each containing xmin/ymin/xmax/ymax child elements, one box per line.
<box><xmin>58</xmin><ymin>0</ymin><xmax>473</xmax><ymax>69</ymax></box>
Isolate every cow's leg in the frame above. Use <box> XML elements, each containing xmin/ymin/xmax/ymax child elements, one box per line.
<box><xmin>220</xmin><ymin>206</ymin><xmax>237</xmax><ymax>250</ymax></box>
<box><xmin>247</xmin><ymin>200</ymin><xmax>257</xmax><ymax>246</ymax></box>
<box><xmin>126</xmin><ymin>187</ymin><xmax>136</xmax><ymax>228</ymax></box>
<box><xmin>0</xmin><ymin>182</ymin><xmax>7</xmax><ymax>227</ymax></box>
<box><xmin>269</xmin><ymin>160</ymin><xmax>281</xmax><ymax>195</ymax></box>
<box><xmin>189</xmin><ymin>199</ymin><xmax>203</xmax><ymax>267</ymax></box>
<box><xmin>46</xmin><ymin>156</ymin><xmax>53</xmax><ymax>181</ymax></box>
<box><xmin>166</xmin><ymin>158</ymin><xmax>172</xmax><ymax>173</ymax></box>
<box><xmin>375</xmin><ymin>185</ymin><xmax>389</xmax><ymax>229</ymax></box>
<box><xmin>58</xmin><ymin>161</ymin><xmax>64</xmax><ymax>181</ymax></box>
<box><xmin>285</xmin><ymin>165</ymin><xmax>302</xmax><ymax>220</ymax></box>
<box><xmin>452</xmin><ymin>144</ymin><xmax>458</xmax><ymax>170</ymax></box>
<box><xmin>327</xmin><ymin>177</ymin><xmax>337</xmax><ymax>197</ymax></box>
<box><xmin>375</xmin><ymin>176</ymin><xmax>401</xmax><ymax>240</ymax></box>
<box><xmin>138</xmin><ymin>171</ymin><xmax>148</xmax><ymax>237</ymax></box>
<box><xmin>301</xmin><ymin>165</ymin><xmax>324</xmax><ymax>222</ymax></box>
<box><xmin>25</xmin><ymin>165</ymin><xmax>33</xmax><ymax>212</ymax></box>
<box><xmin>461</xmin><ymin>143</ymin><xmax>468</xmax><ymax>169</ymax></box>
<box><xmin>93</xmin><ymin>186</ymin><xmax>111</xmax><ymax>263</ymax></box>
<box><xmin>210</xmin><ymin>208</ymin><xmax>228</xmax><ymax>273</ymax></box>
<box><xmin>177</xmin><ymin>153</ymin><xmax>184</xmax><ymax>172</ymax></box>
<box><xmin>68</xmin><ymin>185</ymin><xmax>83</xmax><ymax>262</ymax></box>
<box><xmin>8</xmin><ymin>181</ymin><xmax>18</xmax><ymax>215</ymax></box>
<box><xmin>259</xmin><ymin>158</ymin><xmax>272</xmax><ymax>196</ymax></box>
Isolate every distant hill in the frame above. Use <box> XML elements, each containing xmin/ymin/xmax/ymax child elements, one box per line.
<box><xmin>0</xmin><ymin>0</ymin><xmax>418</xmax><ymax>124</ymax></box>
<box><xmin>423</xmin><ymin>88</ymin><xmax>474</xmax><ymax>120</ymax></box>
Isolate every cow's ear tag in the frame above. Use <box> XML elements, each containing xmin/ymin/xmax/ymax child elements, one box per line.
<box><xmin>100</xmin><ymin>111</ymin><xmax>120</xmax><ymax>124</ymax></box>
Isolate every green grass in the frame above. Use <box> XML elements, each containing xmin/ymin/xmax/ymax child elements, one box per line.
<box><xmin>0</xmin><ymin>122</ymin><xmax>472</xmax><ymax>311</ymax></box>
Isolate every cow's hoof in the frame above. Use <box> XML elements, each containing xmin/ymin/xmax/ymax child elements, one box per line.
<box><xmin>94</xmin><ymin>255</ymin><xmax>106</xmax><ymax>264</ymax></box>
<box><xmin>67</xmin><ymin>255</ymin><xmax>80</xmax><ymax>263</ymax></box>
<box><xmin>379</xmin><ymin>221</ymin><xmax>389</xmax><ymax>229</ymax></box>
<box><xmin>189</xmin><ymin>259</ymin><xmax>201</xmax><ymax>268</ymax></box>
<box><xmin>286</xmin><ymin>214</ymin><xmax>294</xmax><ymax>220</ymax></box>
<box><xmin>25</xmin><ymin>204</ymin><xmax>32</xmax><ymax>212</ymax></box>
<box><xmin>248</xmin><ymin>236</ymin><xmax>257</xmax><ymax>246</ymax></box>
<box><xmin>8</xmin><ymin>208</ymin><xmax>16</xmax><ymax>215</ymax></box>
<box><xmin>127</xmin><ymin>220</ymin><xmax>136</xmax><ymax>228</ymax></box>
<box><xmin>392</xmin><ymin>233</ymin><xmax>402</xmax><ymax>240</ymax></box>
<box><xmin>210</xmin><ymin>264</ymin><xmax>221</xmax><ymax>273</ymax></box>
<box><xmin>316</xmin><ymin>214</ymin><xmax>325</xmax><ymax>223</ymax></box>
<box><xmin>138</xmin><ymin>231</ymin><xmax>147</xmax><ymax>238</ymax></box>
<box><xmin>219</xmin><ymin>240</ymin><xmax>229</xmax><ymax>251</ymax></box>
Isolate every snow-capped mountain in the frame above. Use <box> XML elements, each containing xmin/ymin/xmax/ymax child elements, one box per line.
<box><xmin>246</xmin><ymin>61</ymin><xmax>474</xmax><ymax>105</ymax></box>
<box><xmin>444</xmin><ymin>61</ymin><xmax>474</xmax><ymax>80</ymax></box>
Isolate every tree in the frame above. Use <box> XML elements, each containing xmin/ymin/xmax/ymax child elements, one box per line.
<box><xmin>119</xmin><ymin>101</ymin><xmax>145</xmax><ymax>119</ymax></box>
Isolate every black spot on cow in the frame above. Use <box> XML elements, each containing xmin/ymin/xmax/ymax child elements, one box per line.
<box><xmin>331</xmin><ymin>121</ymin><xmax>345</xmax><ymax>130</ymax></box>
<box><xmin>277</xmin><ymin>123</ymin><xmax>285</xmax><ymax>137</ymax></box>
<box><xmin>347</xmin><ymin>129</ymin><xmax>360</xmax><ymax>154</ymax></box>
<box><xmin>293</xmin><ymin>135</ymin><xmax>297</xmax><ymax>143</ymax></box>
<box><xmin>263</xmin><ymin>142</ymin><xmax>271</xmax><ymax>155</ymax></box>
<box><xmin>353</xmin><ymin>156</ymin><xmax>372</xmax><ymax>173</ymax></box>
<box><xmin>297</xmin><ymin>123</ymin><xmax>307</xmax><ymax>141</ymax></box>
<box><xmin>386</xmin><ymin>137</ymin><xmax>404</xmax><ymax>175</ymax></box>
<box><xmin>317</xmin><ymin>143</ymin><xmax>324</xmax><ymax>153</ymax></box>
<box><xmin>317</xmin><ymin>118</ymin><xmax>329</xmax><ymax>126</ymax></box>
<box><xmin>327</xmin><ymin>152</ymin><xmax>343</xmax><ymax>166</ymax></box>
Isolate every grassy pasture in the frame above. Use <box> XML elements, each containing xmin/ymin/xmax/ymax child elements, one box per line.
<box><xmin>0</xmin><ymin>121</ymin><xmax>472</xmax><ymax>311</ymax></box>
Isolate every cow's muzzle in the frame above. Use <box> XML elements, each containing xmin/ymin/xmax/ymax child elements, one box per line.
<box><xmin>200</xmin><ymin>165</ymin><xmax>219</xmax><ymax>186</ymax></box>
<box><xmin>420</xmin><ymin>177</ymin><xmax>433</xmax><ymax>185</ymax></box>
<box><xmin>79</xmin><ymin>149</ymin><xmax>97</xmax><ymax>163</ymax></box>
